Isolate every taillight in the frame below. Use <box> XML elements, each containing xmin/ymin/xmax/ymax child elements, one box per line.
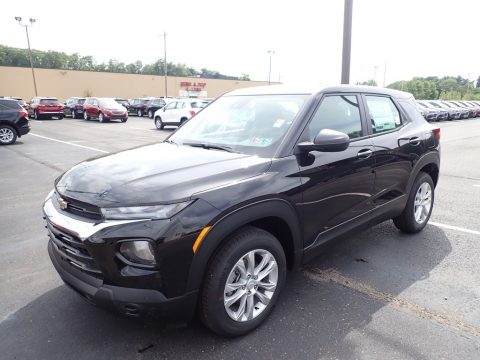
<box><xmin>432</xmin><ymin>128</ymin><xmax>440</xmax><ymax>140</ymax></box>
<box><xmin>19</xmin><ymin>110</ymin><xmax>28</xmax><ymax>118</ymax></box>
<box><xmin>189</xmin><ymin>110</ymin><xmax>196</xmax><ymax>117</ymax></box>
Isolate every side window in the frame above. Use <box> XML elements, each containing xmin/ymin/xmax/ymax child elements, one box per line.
<box><xmin>176</xmin><ymin>102</ymin><xmax>186</xmax><ymax>109</ymax></box>
<box><xmin>365</xmin><ymin>96</ymin><xmax>402</xmax><ymax>134</ymax></box>
<box><xmin>308</xmin><ymin>95</ymin><xmax>363</xmax><ymax>140</ymax></box>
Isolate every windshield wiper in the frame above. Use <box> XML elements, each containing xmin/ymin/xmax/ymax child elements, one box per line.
<box><xmin>183</xmin><ymin>142</ymin><xmax>235</xmax><ymax>153</ymax></box>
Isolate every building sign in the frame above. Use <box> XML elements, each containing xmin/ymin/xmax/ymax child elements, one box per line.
<box><xmin>179</xmin><ymin>81</ymin><xmax>207</xmax><ymax>98</ymax></box>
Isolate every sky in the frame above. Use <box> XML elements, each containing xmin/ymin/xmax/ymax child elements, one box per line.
<box><xmin>1</xmin><ymin>0</ymin><xmax>480</xmax><ymax>87</ymax></box>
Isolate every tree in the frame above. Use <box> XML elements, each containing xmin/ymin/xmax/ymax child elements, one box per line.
<box><xmin>356</xmin><ymin>79</ymin><xmax>377</xmax><ymax>86</ymax></box>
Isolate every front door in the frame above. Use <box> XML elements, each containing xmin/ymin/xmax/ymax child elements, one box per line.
<box><xmin>296</xmin><ymin>94</ymin><xmax>376</xmax><ymax>248</ymax></box>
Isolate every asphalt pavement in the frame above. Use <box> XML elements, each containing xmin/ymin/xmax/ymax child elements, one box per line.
<box><xmin>1</xmin><ymin>115</ymin><xmax>480</xmax><ymax>359</ymax></box>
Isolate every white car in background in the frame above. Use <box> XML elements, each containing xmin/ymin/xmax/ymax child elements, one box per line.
<box><xmin>153</xmin><ymin>99</ymin><xmax>210</xmax><ymax>129</ymax></box>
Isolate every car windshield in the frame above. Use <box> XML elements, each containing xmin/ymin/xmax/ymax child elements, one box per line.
<box><xmin>40</xmin><ymin>99</ymin><xmax>58</xmax><ymax>105</ymax></box>
<box><xmin>99</xmin><ymin>98</ymin><xmax>121</xmax><ymax>107</ymax></box>
<box><xmin>77</xmin><ymin>99</ymin><xmax>86</xmax><ymax>104</ymax></box>
<box><xmin>169</xmin><ymin>94</ymin><xmax>308</xmax><ymax>157</ymax></box>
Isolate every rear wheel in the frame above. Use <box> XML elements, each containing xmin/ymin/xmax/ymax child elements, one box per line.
<box><xmin>58</xmin><ymin>115</ymin><xmax>64</xmax><ymax>120</ymax></box>
<box><xmin>155</xmin><ymin>116</ymin><xmax>164</xmax><ymax>130</ymax></box>
<box><xmin>393</xmin><ymin>172</ymin><xmax>434</xmax><ymax>233</ymax></box>
<box><xmin>34</xmin><ymin>111</ymin><xmax>40</xmax><ymax>120</ymax></box>
<box><xmin>71</xmin><ymin>110</ymin><xmax>76</xmax><ymax>119</ymax></box>
<box><xmin>148</xmin><ymin>110</ymin><xmax>153</xmax><ymax>118</ymax></box>
<box><xmin>200</xmin><ymin>226</ymin><xmax>286</xmax><ymax>337</ymax></box>
<box><xmin>0</xmin><ymin>125</ymin><xmax>17</xmax><ymax>145</ymax></box>
<box><xmin>84</xmin><ymin>111</ymin><xmax>90</xmax><ymax>120</ymax></box>
<box><xmin>137</xmin><ymin>109</ymin><xmax>143</xmax><ymax>117</ymax></box>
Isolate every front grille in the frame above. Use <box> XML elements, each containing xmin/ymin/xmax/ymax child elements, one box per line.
<box><xmin>57</xmin><ymin>193</ymin><xmax>103</xmax><ymax>220</ymax></box>
<box><xmin>47</xmin><ymin>220</ymin><xmax>103</xmax><ymax>278</ymax></box>
<box><xmin>112</xmin><ymin>110</ymin><xmax>124</xmax><ymax>115</ymax></box>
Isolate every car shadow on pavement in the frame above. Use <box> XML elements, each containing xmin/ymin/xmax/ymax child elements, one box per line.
<box><xmin>0</xmin><ymin>222</ymin><xmax>451</xmax><ymax>360</ymax></box>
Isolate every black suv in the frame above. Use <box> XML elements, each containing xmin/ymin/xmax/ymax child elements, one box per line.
<box><xmin>0</xmin><ymin>98</ymin><xmax>30</xmax><ymax>145</ymax></box>
<box><xmin>145</xmin><ymin>98</ymin><xmax>167</xmax><ymax>118</ymax></box>
<box><xmin>128</xmin><ymin>97</ymin><xmax>154</xmax><ymax>117</ymax></box>
<box><xmin>43</xmin><ymin>86</ymin><xmax>440</xmax><ymax>336</ymax></box>
<box><xmin>64</xmin><ymin>97</ymin><xmax>86</xmax><ymax>119</ymax></box>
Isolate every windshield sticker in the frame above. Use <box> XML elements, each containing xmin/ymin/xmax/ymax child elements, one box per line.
<box><xmin>251</xmin><ymin>137</ymin><xmax>273</xmax><ymax>146</ymax></box>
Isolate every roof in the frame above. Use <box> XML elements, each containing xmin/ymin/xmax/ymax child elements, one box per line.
<box><xmin>226</xmin><ymin>84</ymin><xmax>413</xmax><ymax>99</ymax></box>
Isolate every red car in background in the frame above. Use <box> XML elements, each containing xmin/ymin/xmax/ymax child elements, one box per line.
<box><xmin>28</xmin><ymin>97</ymin><xmax>64</xmax><ymax>120</ymax></box>
<box><xmin>83</xmin><ymin>97</ymin><xmax>128</xmax><ymax>123</ymax></box>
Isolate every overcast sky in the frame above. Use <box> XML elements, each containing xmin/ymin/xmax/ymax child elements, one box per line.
<box><xmin>2</xmin><ymin>0</ymin><xmax>479</xmax><ymax>87</ymax></box>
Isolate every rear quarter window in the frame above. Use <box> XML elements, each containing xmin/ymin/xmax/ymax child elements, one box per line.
<box><xmin>0</xmin><ymin>100</ymin><xmax>21</xmax><ymax>109</ymax></box>
<box><xmin>398</xmin><ymin>99</ymin><xmax>425</xmax><ymax>123</ymax></box>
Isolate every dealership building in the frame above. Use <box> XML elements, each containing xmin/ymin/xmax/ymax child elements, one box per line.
<box><xmin>0</xmin><ymin>66</ymin><xmax>274</xmax><ymax>101</ymax></box>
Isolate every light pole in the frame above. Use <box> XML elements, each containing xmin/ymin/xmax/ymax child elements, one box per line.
<box><xmin>15</xmin><ymin>17</ymin><xmax>38</xmax><ymax>96</ymax></box>
<box><xmin>341</xmin><ymin>0</ymin><xmax>353</xmax><ymax>84</ymax></box>
<box><xmin>268</xmin><ymin>50</ymin><xmax>275</xmax><ymax>85</ymax></box>
<box><xmin>163</xmin><ymin>32</ymin><xmax>168</xmax><ymax>97</ymax></box>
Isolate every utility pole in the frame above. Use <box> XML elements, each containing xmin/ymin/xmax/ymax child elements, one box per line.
<box><xmin>15</xmin><ymin>17</ymin><xmax>38</xmax><ymax>96</ymax></box>
<box><xmin>164</xmin><ymin>32</ymin><xmax>168</xmax><ymax>97</ymax></box>
<box><xmin>268</xmin><ymin>50</ymin><xmax>275</xmax><ymax>85</ymax></box>
<box><xmin>341</xmin><ymin>0</ymin><xmax>353</xmax><ymax>84</ymax></box>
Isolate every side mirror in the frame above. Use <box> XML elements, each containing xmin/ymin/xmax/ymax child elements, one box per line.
<box><xmin>296</xmin><ymin>129</ymin><xmax>350</xmax><ymax>154</ymax></box>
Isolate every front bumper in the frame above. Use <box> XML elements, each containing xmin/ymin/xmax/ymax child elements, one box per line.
<box><xmin>48</xmin><ymin>241</ymin><xmax>198</xmax><ymax>319</ymax></box>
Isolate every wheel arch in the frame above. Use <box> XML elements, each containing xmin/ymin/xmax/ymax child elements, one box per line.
<box><xmin>0</xmin><ymin>121</ymin><xmax>20</xmax><ymax>136</ymax></box>
<box><xmin>185</xmin><ymin>198</ymin><xmax>303</xmax><ymax>293</ymax></box>
<box><xmin>407</xmin><ymin>151</ymin><xmax>440</xmax><ymax>192</ymax></box>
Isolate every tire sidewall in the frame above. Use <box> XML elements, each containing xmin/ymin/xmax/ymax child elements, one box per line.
<box><xmin>155</xmin><ymin>117</ymin><xmax>163</xmax><ymax>129</ymax></box>
<box><xmin>406</xmin><ymin>172</ymin><xmax>435</xmax><ymax>232</ymax></box>
<box><xmin>202</xmin><ymin>228</ymin><xmax>286</xmax><ymax>336</ymax></box>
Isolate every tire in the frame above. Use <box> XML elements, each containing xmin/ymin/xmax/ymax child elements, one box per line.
<box><xmin>84</xmin><ymin>111</ymin><xmax>90</xmax><ymax>121</ymax></box>
<box><xmin>34</xmin><ymin>111</ymin><xmax>40</xmax><ymax>120</ymax></box>
<box><xmin>148</xmin><ymin>110</ymin><xmax>153</xmax><ymax>118</ymax></box>
<box><xmin>393</xmin><ymin>172</ymin><xmax>434</xmax><ymax>233</ymax></box>
<box><xmin>137</xmin><ymin>109</ymin><xmax>143</xmax><ymax>117</ymax></box>
<box><xmin>98</xmin><ymin>112</ymin><xmax>105</xmax><ymax>123</ymax></box>
<box><xmin>58</xmin><ymin>115</ymin><xmax>64</xmax><ymax>120</ymax></box>
<box><xmin>121</xmin><ymin>118</ymin><xmax>127</xmax><ymax>123</ymax></box>
<box><xmin>155</xmin><ymin>116</ymin><xmax>164</xmax><ymax>130</ymax></box>
<box><xmin>0</xmin><ymin>125</ymin><xmax>17</xmax><ymax>145</ymax></box>
<box><xmin>199</xmin><ymin>226</ymin><xmax>286</xmax><ymax>337</ymax></box>
<box><xmin>71</xmin><ymin>110</ymin><xmax>76</xmax><ymax>119</ymax></box>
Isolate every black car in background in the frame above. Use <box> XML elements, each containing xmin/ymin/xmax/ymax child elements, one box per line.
<box><xmin>43</xmin><ymin>85</ymin><xmax>440</xmax><ymax>337</ymax></box>
<box><xmin>0</xmin><ymin>98</ymin><xmax>30</xmax><ymax>145</ymax></box>
<box><xmin>145</xmin><ymin>98</ymin><xmax>167</xmax><ymax>118</ymax></box>
<box><xmin>114</xmin><ymin>98</ymin><xmax>130</xmax><ymax>109</ymax></box>
<box><xmin>64</xmin><ymin>97</ymin><xmax>86</xmax><ymax>119</ymax></box>
<box><xmin>128</xmin><ymin>97</ymin><xmax>155</xmax><ymax>117</ymax></box>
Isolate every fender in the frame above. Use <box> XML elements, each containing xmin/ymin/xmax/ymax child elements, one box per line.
<box><xmin>406</xmin><ymin>150</ymin><xmax>440</xmax><ymax>193</ymax></box>
<box><xmin>185</xmin><ymin>198</ymin><xmax>303</xmax><ymax>293</ymax></box>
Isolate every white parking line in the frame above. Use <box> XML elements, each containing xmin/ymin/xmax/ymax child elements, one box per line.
<box><xmin>30</xmin><ymin>133</ymin><xmax>109</xmax><ymax>154</ymax></box>
<box><xmin>429</xmin><ymin>221</ymin><xmax>480</xmax><ymax>236</ymax></box>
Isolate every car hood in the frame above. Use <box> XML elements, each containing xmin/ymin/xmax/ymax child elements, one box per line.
<box><xmin>56</xmin><ymin>142</ymin><xmax>272</xmax><ymax>207</ymax></box>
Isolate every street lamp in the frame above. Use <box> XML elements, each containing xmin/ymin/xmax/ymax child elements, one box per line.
<box><xmin>268</xmin><ymin>50</ymin><xmax>275</xmax><ymax>85</ymax></box>
<box><xmin>163</xmin><ymin>32</ymin><xmax>167</xmax><ymax>97</ymax></box>
<box><xmin>15</xmin><ymin>17</ymin><xmax>38</xmax><ymax>96</ymax></box>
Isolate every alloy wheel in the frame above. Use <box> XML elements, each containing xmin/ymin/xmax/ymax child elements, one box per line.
<box><xmin>0</xmin><ymin>127</ymin><xmax>15</xmax><ymax>144</ymax></box>
<box><xmin>414</xmin><ymin>182</ymin><xmax>432</xmax><ymax>224</ymax></box>
<box><xmin>223</xmin><ymin>249</ymin><xmax>278</xmax><ymax>322</ymax></box>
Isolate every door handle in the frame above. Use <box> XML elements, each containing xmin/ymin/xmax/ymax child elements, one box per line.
<box><xmin>408</xmin><ymin>137</ymin><xmax>421</xmax><ymax>146</ymax></box>
<box><xmin>357</xmin><ymin>149</ymin><xmax>373</xmax><ymax>159</ymax></box>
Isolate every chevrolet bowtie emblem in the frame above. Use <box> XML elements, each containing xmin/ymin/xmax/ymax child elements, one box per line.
<box><xmin>58</xmin><ymin>198</ymin><xmax>68</xmax><ymax>210</ymax></box>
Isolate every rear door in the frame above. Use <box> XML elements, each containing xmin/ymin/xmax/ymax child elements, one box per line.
<box><xmin>363</xmin><ymin>95</ymin><xmax>427</xmax><ymax>207</ymax></box>
<box><xmin>297</xmin><ymin>93</ymin><xmax>376</xmax><ymax>248</ymax></box>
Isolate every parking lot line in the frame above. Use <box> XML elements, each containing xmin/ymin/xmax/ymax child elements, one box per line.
<box><xmin>429</xmin><ymin>221</ymin><xmax>480</xmax><ymax>236</ymax></box>
<box><xmin>304</xmin><ymin>267</ymin><xmax>480</xmax><ymax>338</ymax></box>
<box><xmin>30</xmin><ymin>133</ymin><xmax>109</xmax><ymax>154</ymax></box>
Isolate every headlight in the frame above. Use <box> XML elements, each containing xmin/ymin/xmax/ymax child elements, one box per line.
<box><xmin>101</xmin><ymin>200</ymin><xmax>193</xmax><ymax>220</ymax></box>
<box><xmin>119</xmin><ymin>240</ymin><xmax>155</xmax><ymax>266</ymax></box>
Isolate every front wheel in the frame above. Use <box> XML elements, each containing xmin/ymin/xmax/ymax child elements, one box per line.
<box><xmin>137</xmin><ymin>109</ymin><xmax>143</xmax><ymax>117</ymax></box>
<box><xmin>34</xmin><ymin>111</ymin><xmax>40</xmax><ymax>120</ymax></box>
<box><xmin>84</xmin><ymin>111</ymin><xmax>90</xmax><ymax>120</ymax></box>
<box><xmin>98</xmin><ymin>112</ymin><xmax>105</xmax><ymax>123</ymax></box>
<box><xmin>148</xmin><ymin>110</ymin><xmax>153</xmax><ymax>118</ymax></box>
<box><xmin>199</xmin><ymin>226</ymin><xmax>286</xmax><ymax>337</ymax></box>
<box><xmin>154</xmin><ymin>116</ymin><xmax>164</xmax><ymax>130</ymax></box>
<box><xmin>393</xmin><ymin>172</ymin><xmax>434</xmax><ymax>233</ymax></box>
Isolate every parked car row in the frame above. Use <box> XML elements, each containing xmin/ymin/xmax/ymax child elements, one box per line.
<box><xmin>417</xmin><ymin>100</ymin><xmax>480</xmax><ymax>121</ymax></box>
